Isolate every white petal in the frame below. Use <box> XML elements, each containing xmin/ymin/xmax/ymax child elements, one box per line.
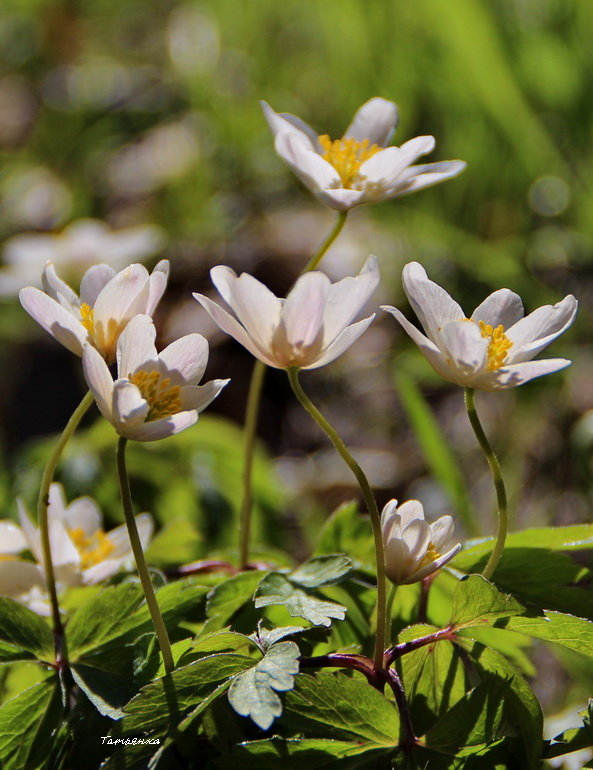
<box><xmin>0</xmin><ymin>521</ymin><xmax>27</xmax><ymax>554</ymax></box>
<box><xmin>17</xmin><ymin>499</ymin><xmax>42</xmax><ymax>563</ymax></box>
<box><xmin>62</xmin><ymin>497</ymin><xmax>102</xmax><ymax>535</ymax></box>
<box><xmin>179</xmin><ymin>379</ymin><xmax>229</xmax><ymax>412</ymax></box>
<box><xmin>126</xmin><ymin>410</ymin><xmax>198</xmax><ymax>442</ymax></box>
<box><xmin>382</xmin><ymin>306</ymin><xmax>454</xmax><ymax>381</ymax></box>
<box><xmin>401</xmin><ymin>262</ymin><xmax>464</xmax><ymax>345</ymax></box>
<box><xmin>281</xmin><ymin>272</ymin><xmax>330</xmax><ymax>349</ymax></box>
<box><xmin>106</xmin><ymin>514</ymin><xmax>153</xmax><ymax>558</ymax></box>
<box><xmin>439</xmin><ymin>320</ymin><xmax>488</xmax><ymax>377</ymax></box>
<box><xmin>429</xmin><ymin>515</ymin><xmax>456</xmax><ymax>552</ymax></box>
<box><xmin>79</xmin><ymin>264</ymin><xmax>117</xmax><ymax>306</ymax></box>
<box><xmin>116</xmin><ymin>314</ymin><xmax>158</xmax><ymax>377</ymax></box>
<box><xmin>397</xmin><ymin>500</ymin><xmax>426</xmax><ymax>528</ymax></box>
<box><xmin>42</xmin><ymin>262</ymin><xmax>79</xmax><ymax>309</ymax></box>
<box><xmin>47</xmin><ymin>516</ymin><xmax>81</xmax><ymax>570</ymax></box>
<box><xmin>222</xmin><ymin>271</ymin><xmax>282</xmax><ymax>351</ymax></box>
<box><xmin>260</xmin><ymin>101</ymin><xmax>318</xmax><ymax>149</ymax></box>
<box><xmin>471</xmin><ymin>289</ymin><xmax>524</xmax><ymax>328</ymax></box>
<box><xmin>323</xmin><ymin>256</ymin><xmax>379</xmax><ymax>346</ymax></box>
<box><xmin>158</xmin><ymin>333</ymin><xmax>209</xmax><ymax>385</ymax></box>
<box><xmin>358</xmin><ymin>147</ymin><xmax>417</xmax><ymax>192</ymax></box>
<box><xmin>0</xmin><ymin>561</ymin><xmax>45</xmax><ymax>596</ymax></box>
<box><xmin>193</xmin><ymin>293</ymin><xmax>277</xmax><ymax>367</ymax></box>
<box><xmin>146</xmin><ymin>259</ymin><xmax>170</xmax><ymax>316</ymax></box>
<box><xmin>19</xmin><ymin>287</ymin><xmax>87</xmax><ymax>356</ymax></box>
<box><xmin>343</xmin><ymin>97</ymin><xmax>399</xmax><ymax>147</ymax></box>
<box><xmin>506</xmin><ymin>295</ymin><xmax>577</xmax><ymax>363</ymax></box>
<box><xmin>384</xmin><ymin>537</ymin><xmax>410</xmax><ymax>584</ymax></box>
<box><xmin>404</xmin><ymin>542</ymin><xmax>461</xmax><ymax>583</ymax></box>
<box><xmin>112</xmin><ymin>380</ymin><xmax>150</xmax><ymax>427</ymax></box>
<box><xmin>389</xmin><ymin>161</ymin><xmax>467</xmax><ymax>197</ymax></box>
<box><xmin>380</xmin><ymin>499</ymin><xmax>399</xmax><ymax>530</ymax></box>
<box><xmin>317</xmin><ymin>188</ymin><xmax>365</xmax><ymax>211</ymax></box>
<box><xmin>275</xmin><ymin>132</ymin><xmax>341</xmax><ymax>194</ymax></box>
<box><xmin>401</xmin><ymin>519</ymin><xmax>431</xmax><ymax>562</ymax></box>
<box><xmin>82</xmin><ymin>560</ymin><xmax>122</xmax><ymax>584</ymax></box>
<box><xmin>304</xmin><ymin>314</ymin><xmax>374</xmax><ymax>369</ymax></box>
<box><xmin>487</xmin><ymin>358</ymin><xmax>572</xmax><ymax>390</ymax></box>
<box><xmin>82</xmin><ymin>344</ymin><xmax>115</xmax><ymax>420</ymax></box>
<box><xmin>47</xmin><ymin>483</ymin><xmax>68</xmax><ymax>522</ymax></box>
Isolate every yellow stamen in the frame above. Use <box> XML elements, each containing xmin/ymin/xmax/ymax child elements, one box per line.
<box><xmin>318</xmin><ymin>134</ymin><xmax>380</xmax><ymax>188</ymax></box>
<box><xmin>80</xmin><ymin>303</ymin><xmax>94</xmax><ymax>334</ymax></box>
<box><xmin>68</xmin><ymin>527</ymin><xmax>115</xmax><ymax>569</ymax></box>
<box><xmin>479</xmin><ymin>321</ymin><xmax>513</xmax><ymax>371</ymax></box>
<box><xmin>129</xmin><ymin>369</ymin><xmax>182</xmax><ymax>421</ymax></box>
<box><xmin>420</xmin><ymin>542</ymin><xmax>441</xmax><ymax>567</ymax></box>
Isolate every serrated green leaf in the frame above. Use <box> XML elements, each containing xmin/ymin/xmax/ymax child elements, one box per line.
<box><xmin>228</xmin><ymin>641</ymin><xmax>300</xmax><ymax>729</ymax></box>
<box><xmin>314</xmin><ymin>502</ymin><xmax>375</xmax><ymax>567</ymax></box>
<box><xmin>449</xmin><ymin>575</ymin><xmax>526</xmax><ymax>628</ymax></box>
<box><xmin>251</xmin><ymin>624</ymin><xmax>310</xmax><ymax>650</ymax></box>
<box><xmin>212</xmin><ymin>737</ymin><xmax>392</xmax><ymax>769</ymax></box>
<box><xmin>205</xmin><ymin>571</ymin><xmax>267</xmax><ymax>631</ymax></box>
<box><xmin>255</xmin><ymin>574</ymin><xmax>346</xmax><ymax>627</ymax></box>
<box><xmin>0</xmin><ymin>597</ymin><xmax>54</xmax><ymax>662</ymax></box>
<box><xmin>290</xmin><ymin>555</ymin><xmax>352</xmax><ymax>588</ymax></box>
<box><xmin>0</xmin><ymin>680</ymin><xmax>55</xmax><ymax>767</ymax></box>
<box><xmin>283</xmin><ymin>671</ymin><xmax>399</xmax><ymax>745</ymax></box>
<box><xmin>118</xmin><ymin>653</ymin><xmax>254</xmax><ymax>736</ymax></box>
<box><xmin>183</xmin><ymin>630</ymin><xmax>257</xmax><ymax>662</ymax></box>
<box><xmin>506</xmin><ymin>610</ymin><xmax>593</xmax><ymax>658</ymax></box>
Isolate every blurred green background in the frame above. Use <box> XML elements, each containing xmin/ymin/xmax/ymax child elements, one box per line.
<box><xmin>0</xmin><ymin>0</ymin><xmax>592</xmax><ymax>734</ymax></box>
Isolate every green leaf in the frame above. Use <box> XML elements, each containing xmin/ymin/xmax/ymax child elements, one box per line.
<box><xmin>205</xmin><ymin>571</ymin><xmax>267</xmax><ymax>631</ymax></box>
<box><xmin>449</xmin><ymin>575</ymin><xmax>526</xmax><ymax>628</ymax></box>
<box><xmin>462</xmin><ymin>524</ymin><xmax>593</xmax><ymax>554</ymax></box>
<box><xmin>506</xmin><ymin>610</ymin><xmax>593</xmax><ymax>658</ymax></box>
<box><xmin>283</xmin><ymin>671</ymin><xmax>399</xmax><ymax>746</ymax></box>
<box><xmin>118</xmin><ymin>653</ymin><xmax>254</xmax><ymax>736</ymax></box>
<box><xmin>458</xmin><ymin>638</ymin><xmax>543</xmax><ymax>768</ymax></box>
<box><xmin>255</xmin><ymin>574</ymin><xmax>347</xmax><ymax>627</ymax></box>
<box><xmin>290</xmin><ymin>555</ymin><xmax>353</xmax><ymax>588</ymax></box>
<box><xmin>0</xmin><ymin>680</ymin><xmax>55</xmax><ymax>768</ymax></box>
<box><xmin>212</xmin><ymin>737</ymin><xmax>392</xmax><ymax>769</ymax></box>
<box><xmin>0</xmin><ymin>597</ymin><xmax>54</xmax><ymax>663</ymax></box>
<box><xmin>313</xmin><ymin>501</ymin><xmax>375</xmax><ymax>567</ymax></box>
<box><xmin>545</xmin><ymin>700</ymin><xmax>593</xmax><ymax>758</ymax></box>
<box><xmin>397</xmin><ymin>624</ymin><xmax>468</xmax><ymax>736</ymax></box>
<box><xmin>393</xmin><ymin>367</ymin><xmax>474</xmax><ymax>534</ymax></box>
<box><xmin>228</xmin><ymin>641</ymin><xmax>300</xmax><ymax>729</ymax></box>
<box><xmin>251</xmin><ymin>624</ymin><xmax>310</xmax><ymax>650</ymax></box>
<box><xmin>184</xmin><ymin>630</ymin><xmax>257</xmax><ymax>661</ymax></box>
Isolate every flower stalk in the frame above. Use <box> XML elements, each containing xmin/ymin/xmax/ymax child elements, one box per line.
<box><xmin>287</xmin><ymin>366</ymin><xmax>387</xmax><ymax>671</ymax></box>
<box><xmin>38</xmin><ymin>389</ymin><xmax>94</xmax><ymax>656</ymax></box>
<box><xmin>464</xmin><ymin>388</ymin><xmax>508</xmax><ymax>580</ymax></box>
<box><xmin>116</xmin><ymin>437</ymin><xmax>174</xmax><ymax>674</ymax></box>
<box><xmin>303</xmin><ymin>211</ymin><xmax>348</xmax><ymax>272</ymax></box>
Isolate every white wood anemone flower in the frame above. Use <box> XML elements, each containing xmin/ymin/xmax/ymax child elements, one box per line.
<box><xmin>383</xmin><ymin>262</ymin><xmax>578</xmax><ymax>390</ymax></box>
<box><xmin>0</xmin><ymin>219</ymin><xmax>165</xmax><ymax>297</ymax></box>
<box><xmin>83</xmin><ymin>314</ymin><xmax>229</xmax><ymax>441</ymax></box>
<box><xmin>381</xmin><ymin>499</ymin><xmax>461</xmax><ymax>585</ymax></box>
<box><xmin>19</xmin><ymin>259</ymin><xmax>169</xmax><ymax>364</ymax></box>
<box><xmin>0</xmin><ymin>520</ymin><xmax>46</xmax><ymax>614</ymax></box>
<box><xmin>261</xmin><ymin>98</ymin><xmax>466</xmax><ymax>211</ymax></box>
<box><xmin>193</xmin><ymin>256</ymin><xmax>379</xmax><ymax>370</ymax></box>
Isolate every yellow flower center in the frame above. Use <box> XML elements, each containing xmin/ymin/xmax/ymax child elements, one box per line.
<box><xmin>129</xmin><ymin>369</ymin><xmax>182</xmax><ymax>421</ymax></box>
<box><xmin>420</xmin><ymin>542</ymin><xmax>441</xmax><ymax>567</ymax></box>
<box><xmin>68</xmin><ymin>527</ymin><xmax>115</xmax><ymax>569</ymax></box>
<box><xmin>318</xmin><ymin>135</ymin><xmax>380</xmax><ymax>188</ymax></box>
<box><xmin>80</xmin><ymin>303</ymin><xmax>94</xmax><ymax>334</ymax></box>
<box><xmin>479</xmin><ymin>321</ymin><xmax>513</xmax><ymax>371</ymax></box>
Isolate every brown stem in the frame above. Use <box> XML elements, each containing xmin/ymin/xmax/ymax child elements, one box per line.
<box><xmin>384</xmin><ymin>626</ymin><xmax>455</xmax><ymax>667</ymax></box>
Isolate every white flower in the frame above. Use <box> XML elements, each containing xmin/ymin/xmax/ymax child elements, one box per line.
<box><xmin>19</xmin><ymin>259</ymin><xmax>169</xmax><ymax>363</ymax></box>
<box><xmin>0</xmin><ymin>484</ymin><xmax>154</xmax><ymax>614</ymax></box>
<box><xmin>0</xmin><ymin>218</ymin><xmax>165</xmax><ymax>297</ymax></box>
<box><xmin>383</xmin><ymin>262</ymin><xmax>578</xmax><ymax>390</ymax></box>
<box><xmin>83</xmin><ymin>314</ymin><xmax>228</xmax><ymax>441</ymax></box>
<box><xmin>262</xmin><ymin>98</ymin><xmax>465</xmax><ymax>211</ymax></box>
<box><xmin>193</xmin><ymin>256</ymin><xmax>379</xmax><ymax>370</ymax></box>
<box><xmin>381</xmin><ymin>499</ymin><xmax>461</xmax><ymax>585</ymax></box>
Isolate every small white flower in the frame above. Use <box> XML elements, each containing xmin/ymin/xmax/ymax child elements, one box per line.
<box><xmin>0</xmin><ymin>484</ymin><xmax>154</xmax><ymax>614</ymax></box>
<box><xmin>383</xmin><ymin>262</ymin><xmax>578</xmax><ymax>390</ymax></box>
<box><xmin>1</xmin><ymin>218</ymin><xmax>165</xmax><ymax>297</ymax></box>
<box><xmin>262</xmin><ymin>98</ymin><xmax>465</xmax><ymax>211</ymax></box>
<box><xmin>193</xmin><ymin>256</ymin><xmax>379</xmax><ymax>370</ymax></box>
<box><xmin>381</xmin><ymin>499</ymin><xmax>461</xmax><ymax>585</ymax></box>
<box><xmin>83</xmin><ymin>314</ymin><xmax>228</xmax><ymax>441</ymax></box>
<box><xmin>19</xmin><ymin>259</ymin><xmax>169</xmax><ymax>363</ymax></box>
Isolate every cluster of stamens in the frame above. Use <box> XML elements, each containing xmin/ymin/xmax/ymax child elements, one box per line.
<box><xmin>318</xmin><ymin>135</ymin><xmax>380</xmax><ymax>188</ymax></box>
<box><xmin>68</xmin><ymin>527</ymin><xmax>115</xmax><ymax>569</ymax></box>
<box><xmin>79</xmin><ymin>303</ymin><xmax>94</xmax><ymax>334</ymax></box>
<box><xmin>479</xmin><ymin>321</ymin><xmax>513</xmax><ymax>371</ymax></box>
<box><xmin>129</xmin><ymin>369</ymin><xmax>182</xmax><ymax>421</ymax></box>
<box><xmin>420</xmin><ymin>541</ymin><xmax>441</xmax><ymax>567</ymax></box>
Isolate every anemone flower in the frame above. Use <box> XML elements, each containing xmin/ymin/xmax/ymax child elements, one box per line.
<box><xmin>383</xmin><ymin>262</ymin><xmax>577</xmax><ymax>390</ymax></box>
<box><xmin>262</xmin><ymin>98</ymin><xmax>465</xmax><ymax>210</ymax></box>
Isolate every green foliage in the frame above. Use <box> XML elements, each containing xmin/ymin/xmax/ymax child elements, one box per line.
<box><xmin>255</xmin><ymin>574</ymin><xmax>347</xmax><ymax>627</ymax></box>
<box><xmin>449</xmin><ymin>575</ymin><xmax>525</xmax><ymax>629</ymax></box>
<box><xmin>0</xmin><ymin>598</ymin><xmax>54</xmax><ymax>663</ymax></box>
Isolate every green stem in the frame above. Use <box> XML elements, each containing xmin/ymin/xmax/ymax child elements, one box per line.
<box><xmin>236</xmin><ymin>210</ymin><xmax>348</xmax><ymax>569</ymax></box>
<box><xmin>464</xmin><ymin>388</ymin><xmax>508</xmax><ymax>580</ymax></box>
<box><xmin>238</xmin><ymin>359</ymin><xmax>266</xmax><ymax>569</ymax></box>
<box><xmin>287</xmin><ymin>367</ymin><xmax>387</xmax><ymax>670</ymax></box>
<box><xmin>116</xmin><ymin>437</ymin><xmax>174</xmax><ymax>674</ymax></box>
<box><xmin>303</xmin><ymin>211</ymin><xmax>348</xmax><ymax>273</ymax></box>
<box><xmin>38</xmin><ymin>389</ymin><xmax>94</xmax><ymax>655</ymax></box>
<box><xmin>385</xmin><ymin>584</ymin><xmax>398</xmax><ymax>637</ymax></box>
